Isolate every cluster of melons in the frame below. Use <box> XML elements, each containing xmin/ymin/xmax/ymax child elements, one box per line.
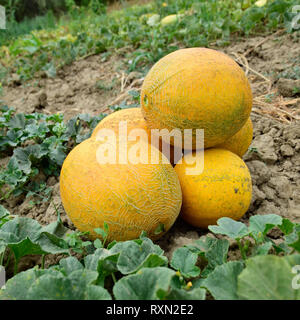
<box><xmin>60</xmin><ymin>48</ymin><xmax>253</xmax><ymax>242</ymax></box>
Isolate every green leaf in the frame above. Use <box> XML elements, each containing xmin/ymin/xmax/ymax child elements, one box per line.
<box><xmin>237</xmin><ymin>255</ymin><xmax>300</xmax><ymax>300</ymax></box>
<box><xmin>208</xmin><ymin>217</ymin><xmax>249</xmax><ymax>240</ymax></box>
<box><xmin>86</xmin><ymin>285</ymin><xmax>112</xmax><ymax>300</ymax></box>
<box><xmin>111</xmin><ymin>238</ymin><xmax>166</xmax><ymax>274</ymax></box>
<box><xmin>0</xmin><ymin>267</ymin><xmax>111</xmax><ymax>300</ymax></box>
<box><xmin>202</xmin><ymin>261</ymin><xmax>244</xmax><ymax>300</ymax></box>
<box><xmin>252</xmin><ymin>242</ymin><xmax>272</xmax><ymax>256</ymax></box>
<box><xmin>94</xmin><ymin>227</ymin><xmax>107</xmax><ymax>239</ymax></box>
<box><xmin>285</xmin><ymin>225</ymin><xmax>300</xmax><ymax>253</ymax></box>
<box><xmin>249</xmin><ymin>214</ymin><xmax>283</xmax><ymax>238</ymax></box>
<box><xmin>59</xmin><ymin>257</ymin><xmax>84</xmax><ymax>275</ymax></box>
<box><xmin>0</xmin><ymin>217</ymin><xmax>69</xmax><ymax>263</ymax></box>
<box><xmin>279</xmin><ymin>218</ymin><xmax>295</xmax><ymax>235</ymax></box>
<box><xmin>113</xmin><ymin>267</ymin><xmax>175</xmax><ymax>300</ymax></box>
<box><xmin>84</xmin><ymin>248</ymin><xmax>119</xmax><ymax>285</ymax></box>
<box><xmin>8</xmin><ymin>114</ymin><xmax>26</xmax><ymax>130</ymax></box>
<box><xmin>170</xmin><ymin>247</ymin><xmax>200</xmax><ymax>278</ymax></box>
<box><xmin>0</xmin><ymin>205</ymin><xmax>10</xmax><ymax>227</ymax></box>
<box><xmin>165</xmin><ymin>287</ymin><xmax>206</xmax><ymax>300</ymax></box>
<box><xmin>94</xmin><ymin>238</ymin><xmax>103</xmax><ymax>249</ymax></box>
<box><xmin>0</xmin><ymin>268</ymin><xmax>60</xmax><ymax>300</ymax></box>
<box><xmin>0</xmin><ymin>205</ymin><xmax>9</xmax><ymax>220</ymax></box>
<box><xmin>188</xmin><ymin>236</ymin><xmax>229</xmax><ymax>276</ymax></box>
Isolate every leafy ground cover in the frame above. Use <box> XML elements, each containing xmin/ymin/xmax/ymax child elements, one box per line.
<box><xmin>0</xmin><ymin>105</ymin><xmax>106</xmax><ymax>200</ymax></box>
<box><xmin>0</xmin><ymin>0</ymin><xmax>299</xmax><ymax>82</ymax></box>
<box><xmin>0</xmin><ymin>206</ymin><xmax>300</xmax><ymax>300</ymax></box>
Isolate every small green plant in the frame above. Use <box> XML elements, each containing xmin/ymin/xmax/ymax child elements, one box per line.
<box><xmin>0</xmin><ymin>106</ymin><xmax>105</xmax><ymax>199</ymax></box>
<box><xmin>1</xmin><ymin>0</ymin><xmax>299</xmax><ymax>83</ymax></box>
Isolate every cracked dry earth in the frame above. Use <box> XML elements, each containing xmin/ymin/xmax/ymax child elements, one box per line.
<box><xmin>1</xmin><ymin>31</ymin><xmax>299</xmax><ymax>268</ymax></box>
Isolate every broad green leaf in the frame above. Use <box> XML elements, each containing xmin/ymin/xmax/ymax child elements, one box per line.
<box><xmin>0</xmin><ymin>268</ymin><xmax>61</xmax><ymax>300</ymax></box>
<box><xmin>208</xmin><ymin>217</ymin><xmax>249</xmax><ymax>240</ymax></box>
<box><xmin>6</xmin><ymin>238</ymin><xmax>48</xmax><ymax>262</ymax></box>
<box><xmin>0</xmin><ymin>217</ymin><xmax>69</xmax><ymax>262</ymax></box>
<box><xmin>8</xmin><ymin>114</ymin><xmax>26</xmax><ymax>130</ymax></box>
<box><xmin>165</xmin><ymin>287</ymin><xmax>206</xmax><ymax>300</ymax></box>
<box><xmin>0</xmin><ymin>205</ymin><xmax>9</xmax><ymax>220</ymax></box>
<box><xmin>0</xmin><ymin>267</ymin><xmax>109</xmax><ymax>300</ymax></box>
<box><xmin>202</xmin><ymin>261</ymin><xmax>244</xmax><ymax>300</ymax></box>
<box><xmin>27</xmin><ymin>275</ymin><xmax>81</xmax><ymax>300</ymax></box>
<box><xmin>170</xmin><ymin>247</ymin><xmax>200</xmax><ymax>278</ymax></box>
<box><xmin>10</xmin><ymin>145</ymin><xmax>48</xmax><ymax>174</ymax></box>
<box><xmin>0</xmin><ymin>205</ymin><xmax>10</xmax><ymax>228</ymax></box>
<box><xmin>113</xmin><ymin>267</ymin><xmax>175</xmax><ymax>300</ymax></box>
<box><xmin>237</xmin><ymin>255</ymin><xmax>300</xmax><ymax>300</ymax></box>
<box><xmin>66</xmin><ymin>269</ymin><xmax>98</xmax><ymax>290</ymax></box>
<box><xmin>84</xmin><ymin>248</ymin><xmax>119</xmax><ymax>285</ymax></box>
<box><xmin>41</xmin><ymin>219</ymin><xmax>69</xmax><ymax>239</ymax></box>
<box><xmin>59</xmin><ymin>257</ymin><xmax>84</xmax><ymax>275</ymax></box>
<box><xmin>285</xmin><ymin>225</ymin><xmax>300</xmax><ymax>253</ymax></box>
<box><xmin>252</xmin><ymin>242</ymin><xmax>272</xmax><ymax>256</ymax></box>
<box><xmin>86</xmin><ymin>285</ymin><xmax>112</xmax><ymax>300</ymax></box>
<box><xmin>111</xmin><ymin>238</ymin><xmax>165</xmax><ymax>274</ymax></box>
<box><xmin>279</xmin><ymin>218</ymin><xmax>295</xmax><ymax>235</ymax></box>
<box><xmin>188</xmin><ymin>236</ymin><xmax>229</xmax><ymax>276</ymax></box>
<box><xmin>249</xmin><ymin>214</ymin><xmax>282</xmax><ymax>238</ymax></box>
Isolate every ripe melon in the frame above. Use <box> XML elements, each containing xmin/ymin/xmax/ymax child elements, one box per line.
<box><xmin>92</xmin><ymin>108</ymin><xmax>151</xmax><ymax>143</ymax></box>
<box><xmin>174</xmin><ymin>148</ymin><xmax>252</xmax><ymax>228</ymax></box>
<box><xmin>215</xmin><ymin>117</ymin><xmax>253</xmax><ymax>157</ymax></box>
<box><xmin>141</xmin><ymin>48</ymin><xmax>253</xmax><ymax>149</ymax></box>
<box><xmin>60</xmin><ymin>138</ymin><xmax>182</xmax><ymax>242</ymax></box>
<box><xmin>92</xmin><ymin>107</ymin><xmax>179</xmax><ymax>166</ymax></box>
<box><xmin>160</xmin><ymin>14</ymin><xmax>183</xmax><ymax>27</ymax></box>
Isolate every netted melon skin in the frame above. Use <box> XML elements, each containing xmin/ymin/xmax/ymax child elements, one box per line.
<box><xmin>141</xmin><ymin>48</ymin><xmax>253</xmax><ymax>149</ymax></box>
<box><xmin>91</xmin><ymin>108</ymin><xmax>151</xmax><ymax>142</ymax></box>
<box><xmin>175</xmin><ymin>148</ymin><xmax>252</xmax><ymax>228</ymax></box>
<box><xmin>60</xmin><ymin>138</ymin><xmax>182</xmax><ymax>242</ymax></box>
<box><xmin>91</xmin><ymin>107</ymin><xmax>179</xmax><ymax>166</ymax></box>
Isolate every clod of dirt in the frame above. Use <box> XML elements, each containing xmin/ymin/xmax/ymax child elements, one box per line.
<box><xmin>34</xmin><ymin>91</ymin><xmax>48</xmax><ymax>110</ymax></box>
<box><xmin>280</xmin><ymin>144</ymin><xmax>294</xmax><ymax>157</ymax></box>
<box><xmin>246</xmin><ymin>160</ymin><xmax>271</xmax><ymax>185</ymax></box>
<box><xmin>277</xmin><ymin>78</ymin><xmax>300</xmax><ymax>97</ymax></box>
<box><xmin>248</xmin><ymin>134</ymin><xmax>278</xmax><ymax>164</ymax></box>
<box><xmin>10</xmin><ymin>74</ymin><xmax>21</xmax><ymax>87</ymax></box>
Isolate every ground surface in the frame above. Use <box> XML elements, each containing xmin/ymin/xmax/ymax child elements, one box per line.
<box><xmin>1</xmin><ymin>31</ymin><xmax>300</xmax><ymax>267</ymax></box>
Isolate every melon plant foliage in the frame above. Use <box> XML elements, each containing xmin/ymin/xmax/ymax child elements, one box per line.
<box><xmin>0</xmin><ymin>206</ymin><xmax>300</xmax><ymax>300</ymax></box>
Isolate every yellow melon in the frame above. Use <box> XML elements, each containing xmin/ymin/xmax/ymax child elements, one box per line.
<box><xmin>215</xmin><ymin>117</ymin><xmax>253</xmax><ymax>157</ymax></box>
<box><xmin>92</xmin><ymin>107</ymin><xmax>179</xmax><ymax>166</ymax></box>
<box><xmin>174</xmin><ymin>148</ymin><xmax>252</xmax><ymax>228</ymax></box>
<box><xmin>92</xmin><ymin>108</ymin><xmax>151</xmax><ymax>143</ymax></box>
<box><xmin>141</xmin><ymin>48</ymin><xmax>252</xmax><ymax>149</ymax></box>
<box><xmin>60</xmin><ymin>138</ymin><xmax>182</xmax><ymax>242</ymax></box>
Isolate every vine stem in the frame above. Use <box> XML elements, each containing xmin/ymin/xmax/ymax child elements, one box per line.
<box><xmin>111</xmin><ymin>273</ymin><xmax>117</xmax><ymax>284</ymax></box>
<box><xmin>5</xmin><ymin>250</ymin><xmax>12</xmax><ymax>268</ymax></box>
<box><xmin>41</xmin><ymin>254</ymin><xmax>46</xmax><ymax>269</ymax></box>
<box><xmin>0</xmin><ymin>250</ymin><xmax>4</xmax><ymax>266</ymax></box>
<box><xmin>14</xmin><ymin>255</ymin><xmax>18</xmax><ymax>275</ymax></box>
<box><xmin>237</xmin><ymin>239</ymin><xmax>247</xmax><ymax>260</ymax></box>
